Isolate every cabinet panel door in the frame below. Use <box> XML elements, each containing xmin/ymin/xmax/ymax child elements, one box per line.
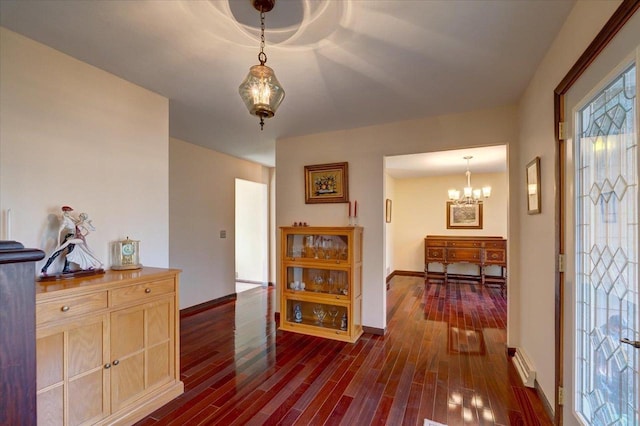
<box><xmin>146</xmin><ymin>299</ymin><xmax>174</xmax><ymax>388</ymax></box>
<box><xmin>67</xmin><ymin>318</ymin><xmax>109</xmax><ymax>425</ymax></box>
<box><xmin>37</xmin><ymin>385</ymin><xmax>63</xmax><ymax>426</ymax></box>
<box><xmin>111</xmin><ymin>352</ymin><xmax>144</xmax><ymax>412</ymax></box>
<box><xmin>111</xmin><ymin>309</ymin><xmax>144</xmax><ymax>360</ymax></box>
<box><xmin>110</xmin><ymin>297</ymin><xmax>175</xmax><ymax>412</ymax></box>
<box><xmin>36</xmin><ymin>315</ymin><xmax>108</xmax><ymax>426</ymax></box>
<box><xmin>147</xmin><ymin>300</ymin><xmax>171</xmax><ymax>345</ymax></box>
<box><xmin>37</xmin><ymin>333</ymin><xmax>63</xmax><ymax>390</ymax></box>
<box><xmin>110</xmin><ymin>306</ymin><xmax>145</xmax><ymax>412</ymax></box>
<box><xmin>68</xmin><ymin>370</ymin><xmax>104</xmax><ymax>426</ymax></box>
<box><xmin>68</xmin><ymin>321</ymin><xmax>104</xmax><ymax>377</ymax></box>
<box><xmin>147</xmin><ymin>342</ymin><xmax>171</xmax><ymax>388</ymax></box>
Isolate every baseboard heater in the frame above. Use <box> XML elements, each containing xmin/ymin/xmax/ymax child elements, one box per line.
<box><xmin>512</xmin><ymin>347</ymin><xmax>536</xmax><ymax>388</ymax></box>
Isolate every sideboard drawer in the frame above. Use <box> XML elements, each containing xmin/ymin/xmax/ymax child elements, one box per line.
<box><xmin>484</xmin><ymin>241</ymin><xmax>506</xmax><ymax>249</ymax></box>
<box><xmin>110</xmin><ymin>278</ymin><xmax>175</xmax><ymax>307</ymax></box>
<box><xmin>426</xmin><ymin>248</ymin><xmax>445</xmax><ymax>261</ymax></box>
<box><xmin>426</xmin><ymin>239</ymin><xmax>447</xmax><ymax>247</ymax></box>
<box><xmin>484</xmin><ymin>249</ymin><xmax>506</xmax><ymax>264</ymax></box>
<box><xmin>37</xmin><ymin>291</ymin><xmax>108</xmax><ymax>325</ymax></box>
<box><xmin>446</xmin><ymin>248</ymin><xmax>481</xmax><ymax>262</ymax></box>
<box><xmin>446</xmin><ymin>241</ymin><xmax>482</xmax><ymax>248</ymax></box>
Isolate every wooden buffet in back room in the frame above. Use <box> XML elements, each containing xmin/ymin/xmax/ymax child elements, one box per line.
<box><xmin>35</xmin><ymin>267</ymin><xmax>183</xmax><ymax>426</ymax></box>
<box><xmin>424</xmin><ymin>235</ymin><xmax>507</xmax><ymax>295</ymax></box>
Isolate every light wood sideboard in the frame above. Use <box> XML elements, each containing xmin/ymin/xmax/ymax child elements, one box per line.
<box><xmin>35</xmin><ymin>267</ymin><xmax>183</xmax><ymax>426</ymax></box>
<box><xmin>424</xmin><ymin>235</ymin><xmax>506</xmax><ymax>294</ymax></box>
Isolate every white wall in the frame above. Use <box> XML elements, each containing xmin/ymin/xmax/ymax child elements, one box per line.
<box><xmin>0</xmin><ymin>28</ymin><xmax>169</xmax><ymax>270</ymax></box>
<box><xmin>393</xmin><ymin>172</ymin><xmax>507</xmax><ymax>273</ymax></box>
<box><xmin>169</xmin><ymin>137</ymin><xmax>271</xmax><ymax>309</ymax></box>
<box><xmin>513</xmin><ymin>0</ymin><xmax>622</xmax><ymax>410</ymax></box>
<box><xmin>276</xmin><ymin>105</ymin><xmax>518</xmax><ymax>331</ymax></box>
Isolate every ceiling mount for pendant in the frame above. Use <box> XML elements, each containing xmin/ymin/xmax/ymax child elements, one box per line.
<box><xmin>238</xmin><ymin>0</ymin><xmax>285</xmax><ymax>131</ymax></box>
<box><xmin>251</xmin><ymin>0</ymin><xmax>275</xmax><ymax>13</ymax></box>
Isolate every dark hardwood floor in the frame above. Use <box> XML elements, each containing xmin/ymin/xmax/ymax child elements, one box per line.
<box><xmin>136</xmin><ymin>276</ymin><xmax>552</xmax><ymax>425</ymax></box>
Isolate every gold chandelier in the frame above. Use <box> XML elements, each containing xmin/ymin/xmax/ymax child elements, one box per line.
<box><xmin>448</xmin><ymin>156</ymin><xmax>491</xmax><ymax>204</ymax></box>
<box><xmin>238</xmin><ymin>0</ymin><xmax>285</xmax><ymax>130</ymax></box>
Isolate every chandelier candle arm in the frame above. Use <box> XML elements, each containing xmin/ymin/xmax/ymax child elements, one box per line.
<box><xmin>238</xmin><ymin>0</ymin><xmax>285</xmax><ymax>130</ymax></box>
<box><xmin>447</xmin><ymin>156</ymin><xmax>491</xmax><ymax>205</ymax></box>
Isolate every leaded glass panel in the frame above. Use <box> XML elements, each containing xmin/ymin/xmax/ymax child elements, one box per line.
<box><xmin>575</xmin><ymin>63</ymin><xmax>638</xmax><ymax>425</ymax></box>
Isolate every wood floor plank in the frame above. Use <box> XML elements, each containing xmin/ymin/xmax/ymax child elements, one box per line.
<box><xmin>135</xmin><ymin>277</ymin><xmax>553</xmax><ymax>426</ymax></box>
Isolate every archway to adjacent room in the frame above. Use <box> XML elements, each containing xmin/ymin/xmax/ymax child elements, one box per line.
<box><xmin>383</xmin><ymin>145</ymin><xmax>508</xmax><ymax>291</ymax></box>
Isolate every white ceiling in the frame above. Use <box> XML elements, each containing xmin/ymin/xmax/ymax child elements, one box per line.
<box><xmin>0</xmin><ymin>0</ymin><xmax>574</xmax><ymax>167</ymax></box>
<box><xmin>386</xmin><ymin>145</ymin><xmax>507</xmax><ymax>179</ymax></box>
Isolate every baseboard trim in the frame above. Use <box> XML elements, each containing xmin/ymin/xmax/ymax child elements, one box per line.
<box><xmin>393</xmin><ymin>270</ymin><xmax>424</xmax><ymax>278</ymax></box>
<box><xmin>387</xmin><ymin>270</ymin><xmax>423</xmax><ymax>288</ymax></box>
<box><xmin>180</xmin><ymin>293</ymin><xmax>237</xmax><ymax>319</ymax></box>
<box><xmin>236</xmin><ymin>279</ymin><xmax>271</xmax><ymax>286</ymax></box>
<box><xmin>363</xmin><ymin>325</ymin><xmax>385</xmax><ymax>336</ymax></box>
<box><xmin>535</xmin><ymin>378</ymin><xmax>555</xmax><ymax>421</ymax></box>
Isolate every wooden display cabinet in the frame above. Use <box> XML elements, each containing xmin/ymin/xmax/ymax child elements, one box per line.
<box><xmin>280</xmin><ymin>226</ymin><xmax>363</xmax><ymax>343</ymax></box>
<box><xmin>35</xmin><ymin>267</ymin><xmax>183</xmax><ymax>426</ymax></box>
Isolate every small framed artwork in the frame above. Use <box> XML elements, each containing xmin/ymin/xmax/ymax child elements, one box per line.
<box><xmin>526</xmin><ymin>157</ymin><xmax>541</xmax><ymax>214</ymax></box>
<box><xmin>446</xmin><ymin>202</ymin><xmax>483</xmax><ymax>229</ymax></box>
<box><xmin>385</xmin><ymin>199</ymin><xmax>392</xmax><ymax>223</ymax></box>
<box><xmin>304</xmin><ymin>162</ymin><xmax>349</xmax><ymax>204</ymax></box>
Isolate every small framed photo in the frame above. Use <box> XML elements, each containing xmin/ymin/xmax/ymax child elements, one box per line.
<box><xmin>526</xmin><ymin>157</ymin><xmax>541</xmax><ymax>214</ymax></box>
<box><xmin>385</xmin><ymin>199</ymin><xmax>392</xmax><ymax>223</ymax></box>
<box><xmin>446</xmin><ymin>202</ymin><xmax>483</xmax><ymax>229</ymax></box>
<box><xmin>304</xmin><ymin>162</ymin><xmax>349</xmax><ymax>204</ymax></box>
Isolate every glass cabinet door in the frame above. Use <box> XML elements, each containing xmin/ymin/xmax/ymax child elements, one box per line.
<box><xmin>285</xmin><ymin>299</ymin><xmax>349</xmax><ymax>332</ymax></box>
<box><xmin>284</xmin><ymin>266</ymin><xmax>349</xmax><ymax>296</ymax></box>
<box><xmin>285</xmin><ymin>233</ymin><xmax>349</xmax><ymax>261</ymax></box>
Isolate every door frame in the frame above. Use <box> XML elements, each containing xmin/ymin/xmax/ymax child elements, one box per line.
<box><xmin>553</xmin><ymin>1</ymin><xmax>640</xmax><ymax>424</ymax></box>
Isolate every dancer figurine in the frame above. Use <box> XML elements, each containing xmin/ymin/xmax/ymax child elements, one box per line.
<box><xmin>41</xmin><ymin>206</ymin><xmax>103</xmax><ymax>277</ymax></box>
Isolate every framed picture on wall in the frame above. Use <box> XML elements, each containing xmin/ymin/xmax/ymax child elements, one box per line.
<box><xmin>304</xmin><ymin>162</ymin><xmax>349</xmax><ymax>204</ymax></box>
<box><xmin>446</xmin><ymin>202</ymin><xmax>483</xmax><ymax>229</ymax></box>
<box><xmin>385</xmin><ymin>199</ymin><xmax>392</xmax><ymax>223</ymax></box>
<box><xmin>526</xmin><ymin>157</ymin><xmax>541</xmax><ymax>214</ymax></box>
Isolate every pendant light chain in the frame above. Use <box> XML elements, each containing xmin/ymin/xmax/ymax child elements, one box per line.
<box><xmin>258</xmin><ymin>10</ymin><xmax>267</xmax><ymax>65</ymax></box>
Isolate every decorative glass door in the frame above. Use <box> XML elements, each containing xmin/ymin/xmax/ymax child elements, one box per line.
<box><xmin>574</xmin><ymin>62</ymin><xmax>639</xmax><ymax>425</ymax></box>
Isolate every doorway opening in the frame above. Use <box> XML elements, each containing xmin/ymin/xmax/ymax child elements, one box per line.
<box><xmin>384</xmin><ymin>145</ymin><xmax>508</xmax><ymax>286</ymax></box>
<box><xmin>235</xmin><ymin>178</ymin><xmax>268</xmax><ymax>293</ymax></box>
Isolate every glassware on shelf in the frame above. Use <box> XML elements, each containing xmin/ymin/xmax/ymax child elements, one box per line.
<box><xmin>314</xmin><ymin>236</ymin><xmax>321</xmax><ymax>259</ymax></box>
<box><xmin>329</xmin><ymin>306</ymin><xmax>339</xmax><ymax>325</ymax></box>
<box><xmin>304</xmin><ymin>235</ymin><xmax>314</xmax><ymax>258</ymax></box>
<box><xmin>313</xmin><ymin>274</ymin><xmax>324</xmax><ymax>292</ymax></box>
<box><xmin>313</xmin><ymin>304</ymin><xmax>327</xmax><ymax>325</ymax></box>
<box><xmin>338</xmin><ymin>245</ymin><xmax>347</xmax><ymax>260</ymax></box>
<box><xmin>327</xmin><ymin>273</ymin><xmax>335</xmax><ymax>294</ymax></box>
<box><xmin>323</xmin><ymin>237</ymin><xmax>333</xmax><ymax>259</ymax></box>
